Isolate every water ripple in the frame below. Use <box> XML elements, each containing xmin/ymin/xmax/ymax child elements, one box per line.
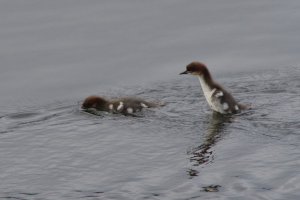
<box><xmin>1</xmin><ymin>67</ymin><xmax>300</xmax><ymax>199</ymax></box>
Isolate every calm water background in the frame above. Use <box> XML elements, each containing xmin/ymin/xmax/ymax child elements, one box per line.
<box><xmin>0</xmin><ymin>1</ymin><xmax>300</xmax><ymax>199</ymax></box>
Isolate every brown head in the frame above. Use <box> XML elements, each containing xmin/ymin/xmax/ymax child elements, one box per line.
<box><xmin>81</xmin><ymin>96</ymin><xmax>108</xmax><ymax>110</ymax></box>
<box><xmin>180</xmin><ymin>62</ymin><xmax>211</xmax><ymax>76</ymax></box>
<box><xmin>180</xmin><ymin>61</ymin><xmax>214</xmax><ymax>84</ymax></box>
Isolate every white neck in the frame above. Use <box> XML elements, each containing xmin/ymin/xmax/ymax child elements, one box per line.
<box><xmin>198</xmin><ymin>76</ymin><xmax>215</xmax><ymax>105</ymax></box>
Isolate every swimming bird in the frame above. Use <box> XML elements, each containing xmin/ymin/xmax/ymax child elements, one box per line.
<box><xmin>82</xmin><ymin>95</ymin><xmax>158</xmax><ymax>115</ymax></box>
<box><xmin>180</xmin><ymin>62</ymin><xmax>248</xmax><ymax>114</ymax></box>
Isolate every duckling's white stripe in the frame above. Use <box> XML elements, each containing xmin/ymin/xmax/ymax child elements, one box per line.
<box><xmin>214</xmin><ymin>91</ymin><xmax>223</xmax><ymax>98</ymax></box>
<box><xmin>127</xmin><ymin>107</ymin><xmax>133</xmax><ymax>113</ymax></box>
<box><xmin>223</xmin><ymin>102</ymin><xmax>229</xmax><ymax>110</ymax></box>
<box><xmin>117</xmin><ymin>102</ymin><xmax>124</xmax><ymax>111</ymax></box>
<box><xmin>141</xmin><ymin>103</ymin><xmax>148</xmax><ymax>108</ymax></box>
<box><xmin>235</xmin><ymin>105</ymin><xmax>239</xmax><ymax>111</ymax></box>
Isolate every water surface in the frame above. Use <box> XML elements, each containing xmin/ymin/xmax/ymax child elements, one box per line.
<box><xmin>1</xmin><ymin>67</ymin><xmax>300</xmax><ymax>199</ymax></box>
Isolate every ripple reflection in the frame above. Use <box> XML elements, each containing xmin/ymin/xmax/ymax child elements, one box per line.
<box><xmin>188</xmin><ymin>112</ymin><xmax>233</xmax><ymax>177</ymax></box>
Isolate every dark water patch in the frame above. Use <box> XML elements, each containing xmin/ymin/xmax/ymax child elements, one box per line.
<box><xmin>0</xmin><ymin>197</ymin><xmax>26</xmax><ymax>200</ymax></box>
<box><xmin>0</xmin><ymin>192</ymin><xmax>39</xmax><ymax>200</ymax></box>
<box><xmin>202</xmin><ymin>185</ymin><xmax>221</xmax><ymax>192</ymax></box>
<box><xmin>187</xmin><ymin>169</ymin><xmax>199</xmax><ymax>178</ymax></box>
<box><xmin>5</xmin><ymin>112</ymin><xmax>40</xmax><ymax>120</ymax></box>
<box><xmin>18</xmin><ymin>193</ymin><xmax>38</xmax><ymax>196</ymax></box>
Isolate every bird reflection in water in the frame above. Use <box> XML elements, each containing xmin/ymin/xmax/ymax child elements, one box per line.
<box><xmin>188</xmin><ymin>112</ymin><xmax>233</xmax><ymax>178</ymax></box>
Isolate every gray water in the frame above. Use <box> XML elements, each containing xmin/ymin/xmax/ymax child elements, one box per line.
<box><xmin>1</xmin><ymin>1</ymin><xmax>300</xmax><ymax>200</ymax></box>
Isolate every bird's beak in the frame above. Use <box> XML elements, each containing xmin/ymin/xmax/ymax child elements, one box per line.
<box><xmin>179</xmin><ymin>70</ymin><xmax>189</xmax><ymax>75</ymax></box>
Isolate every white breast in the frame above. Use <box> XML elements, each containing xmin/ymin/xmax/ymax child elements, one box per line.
<box><xmin>198</xmin><ymin>77</ymin><xmax>225</xmax><ymax>113</ymax></box>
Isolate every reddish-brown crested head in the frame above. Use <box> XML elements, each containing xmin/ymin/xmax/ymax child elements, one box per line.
<box><xmin>82</xmin><ymin>96</ymin><xmax>108</xmax><ymax>110</ymax></box>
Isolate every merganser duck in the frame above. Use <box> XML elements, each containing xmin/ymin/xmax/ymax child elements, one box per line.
<box><xmin>82</xmin><ymin>95</ymin><xmax>158</xmax><ymax>115</ymax></box>
<box><xmin>180</xmin><ymin>62</ymin><xmax>248</xmax><ymax>114</ymax></box>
